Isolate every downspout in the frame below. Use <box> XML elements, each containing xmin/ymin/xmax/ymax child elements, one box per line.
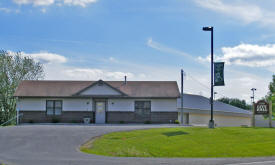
<box><xmin>16</xmin><ymin>97</ymin><xmax>19</xmax><ymax>125</ymax></box>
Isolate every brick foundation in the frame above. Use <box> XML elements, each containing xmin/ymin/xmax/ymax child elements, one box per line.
<box><xmin>20</xmin><ymin>111</ymin><xmax>177</xmax><ymax>124</ymax></box>
<box><xmin>20</xmin><ymin>111</ymin><xmax>94</xmax><ymax>123</ymax></box>
<box><xmin>106</xmin><ymin>111</ymin><xmax>177</xmax><ymax>123</ymax></box>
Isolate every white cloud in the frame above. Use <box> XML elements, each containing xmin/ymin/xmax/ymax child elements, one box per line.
<box><xmin>198</xmin><ymin>43</ymin><xmax>275</xmax><ymax>67</ymax></box>
<box><xmin>63</xmin><ymin>0</ymin><xmax>97</xmax><ymax>7</ymax></box>
<box><xmin>0</xmin><ymin>7</ymin><xmax>20</xmax><ymax>13</ymax></box>
<box><xmin>63</xmin><ymin>68</ymin><xmax>134</xmax><ymax>80</ymax></box>
<box><xmin>13</xmin><ymin>0</ymin><xmax>97</xmax><ymax>7</ymax></box>
<box><xmin>38</xmin><ymin>54</ymin><xmax>270</xmax><ymax>103</ymax></box>
<box><xmin>184</xmin><ymin>69</ymin><xmax>269</xmax><ymax>103</ymax></box>
<box><xmin>8</xmin><ymin>51</ymin><xmax>67</xmax><ymax>64</ymax></box>
<box><xmin>43</xmin><ymin>62</ymin><xmax>149</xmax><ymax>81</ymax></box>
<box><xmin>0</xmin><ymin>8</ymin><xmax>12</xmax><ymax>13</ymax></box>
<box><xmin>13</xmin><ymin>0</ymin><xmax>55</xmax><ymax>6</ymax></box>
<box><xmin>216</xmin><ymin>70</ymin><xmax>270</xmax><ymax>102</ymax></box>
<box><xmin>108</xmin><ymin>57</ymin><xmax>119</xmax><ymax>63</ymax></box>
<box><xmin>147</xmin><ymin>37</ymin><xmax>193</xmax><ymax>59</ymax></box>
<box><xmin>7</xmin><ymin>49</ymin><xmax>267</xmax><ymax>103</ymax></box>
<box><xmin>40</xmin><ymin>8</ymin><xmax>47</xmax><ymax>13</ymax></box>
<box><xmin>195</xmin><ymin>0</ymin><xmax>275</xmax><ymax>26</ymax></box>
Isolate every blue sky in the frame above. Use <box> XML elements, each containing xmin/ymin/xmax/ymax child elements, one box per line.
<box><xmin>1</xmin><ymin>0</ymin><xmax>275</xmax><ymax>102</ymax></box>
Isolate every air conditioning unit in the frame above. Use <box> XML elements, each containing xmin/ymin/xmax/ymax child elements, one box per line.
<box><xmin>83</xmin><ymin>117</ymin><xmax>91</xmax><ymax>124</ymax></box>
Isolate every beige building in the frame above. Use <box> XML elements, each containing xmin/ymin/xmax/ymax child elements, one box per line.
<box><xmin>14</xmin><ymin>79</ymin><xmax>251</xmax><ymax>126</ymax></box>
<box><xmin>178</xmin><ymin>94</ymin><xmax>252</xmax><ymax>127</ymax></box>
<box><xmin>14</xmin><ymin>80</ymin><xmax>179</xmax><ymax>124</ymax></box>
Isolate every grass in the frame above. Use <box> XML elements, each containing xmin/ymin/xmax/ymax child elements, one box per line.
<box><xmin>80</xmin><ymin>127</ymin><xmax>275</xmax><ymax>158</ymax></box>
<box><xmin>0</xmin><ymin>124</ymin><xmax>15</xmax><ymax>127</ymax></box>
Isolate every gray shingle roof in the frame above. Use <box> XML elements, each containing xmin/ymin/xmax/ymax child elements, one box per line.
<box><xmin>14</xmin><ymin>80</ymin><xmax>180</xmax><ymax>98</ymax></box>
<box><xmin>178</xmin><ymin>94</ymin><xmax>251</xmax><ymax>115</ymax></box>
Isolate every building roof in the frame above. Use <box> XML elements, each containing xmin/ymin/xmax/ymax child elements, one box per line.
<box><xmin>14</xmin><ymin>80</ymin><xmax>180</xmax><ymax>98</ymax></box>
<box><xmin>178</xmin><ymin>94</ymin><xmax>251</xmax><ymax>116</ymax></box>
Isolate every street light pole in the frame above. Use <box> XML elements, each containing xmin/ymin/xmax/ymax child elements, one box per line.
<box><xmin>251</xmin><ymin>88</ymin><xmax>256</xmax><ymax>127</ymax></box>
<box><xmin>180</xmin><ymin>69</ymin><xmax>184</xmax><ymax>125</ymax></box>
<box><xmin>251</xmin><ymin>88</ymin><xmax>256</xmax><ymax>103</ymax></box>
<box><xmin>203</xmin><ymin>26</ymin><xmax>214</xmax><ymax>128</ymax></box>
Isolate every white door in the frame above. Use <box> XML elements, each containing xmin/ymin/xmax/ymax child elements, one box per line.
<box><xmin>95</xmin><ymin>102</ymin><xmax>106</xmax><ymax>124</ymax></box>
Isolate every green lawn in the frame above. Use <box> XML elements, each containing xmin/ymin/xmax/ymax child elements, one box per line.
<box><xmin>80</xmin><ymin>127</ymin><xmax>275</xmax><ymax>158</ymax></box>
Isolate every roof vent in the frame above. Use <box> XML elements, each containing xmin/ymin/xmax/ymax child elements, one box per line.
<box><xmin>124</xmin><ymin>76</ymin><xmax>127</xmax><ymax>85</ymax></box>
<box><xmin>98</xmin><ymin>80</ymin><xmax>104</xmax><ymax>86</ymax></box>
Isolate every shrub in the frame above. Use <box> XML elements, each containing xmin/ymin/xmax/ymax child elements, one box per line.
<box><xmin>51</xmin><ymin>118</ymin><xmax>60</xmax><ymax>123</ymax></box>
<box><xmin>28</xmin><ymin>120</ymin><xmax>34</xmax><ymax>123</ymax></box>
<box><xmin>174</xmin><ymin>120</ymin><xmax>180</xmax><ymax>124</ymax></box>
<box><xmin>144</xmin><ymin>120</ymin><xmax>151</xmax><ymax>124</ymax></box>
<box><xmin>71</xmin><ymin>120</ymin><xmax>79</xmax><ymax>123</ymax></box>
<box><xmin>119</xmin><ymin>121</ymin><xmax>125</xmax><ymax>124</ymax></box>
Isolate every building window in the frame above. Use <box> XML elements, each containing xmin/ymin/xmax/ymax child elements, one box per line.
<box><xmin>46</xmin><ymin>100</ymin><xmax>62</xmax><ymax>115</ymax></box>
<box><xmin>134</xmin><ymin>101</ymin><xmax>151</xmax><ymax>117</ymax></box>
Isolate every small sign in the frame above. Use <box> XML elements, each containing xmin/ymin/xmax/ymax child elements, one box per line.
<box><xmin>254</xmin><ymin>100</ymin><xmax>269</xmax><ymax>115</ymax></box>
<box><xmin>214</xmin><ymin>62</ymin><xmax>225</xmax><ymax>86</ymax></box>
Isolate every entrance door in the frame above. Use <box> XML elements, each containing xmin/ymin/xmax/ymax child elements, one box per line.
<box><xmin>185</xmin><ymin>113</ymin><xmax>189</xmax><ymax>125</ymax></box>
<box><xmin>95</xmin><ymin>102</ymin><xmax>106</xmax><ymax>124</ymax></box>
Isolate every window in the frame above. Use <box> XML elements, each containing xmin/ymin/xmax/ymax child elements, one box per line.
<box><xmin>46</xmin><ymin>100</ymin><xmax>62</xmax><ymax>115</ymax></box>
<box><xmin>135</xmin><ymin>101</ymin><xmax>151</xmax><ymax>117</ymax></box>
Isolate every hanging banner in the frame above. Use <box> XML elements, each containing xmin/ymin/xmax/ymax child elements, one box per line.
<box><xmin>214</xmin><ymin>62</ymin><xmax>225</xmax><ymax>86</ymax></box>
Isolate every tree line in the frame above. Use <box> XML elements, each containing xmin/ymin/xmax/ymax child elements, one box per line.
<box><xmin>0</xmin><ymin>51</ymin><xmax>44</xmax><ymax>125</ymax></box>
<box><xmin>217</xmin><ymin>75</ymin><xmax>275</xmax><ymax>113</ymax></box>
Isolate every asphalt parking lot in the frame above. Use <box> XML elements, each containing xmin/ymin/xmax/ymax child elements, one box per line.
<box><xmin>1</xmin><ymin>124</ymin><xmax>275</xmax><ymax>165</ymax></box>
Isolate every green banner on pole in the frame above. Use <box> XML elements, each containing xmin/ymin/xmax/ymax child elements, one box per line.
<box><xmin>214</xmin><ymin>62</ymin><xmax>225</xmax><ymax>86</ymax></box>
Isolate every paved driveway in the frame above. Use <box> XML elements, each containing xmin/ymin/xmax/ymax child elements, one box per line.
<box><xmin>1</xmin><ymin>125</ymin><xmax>275</xmax><ymax>165</ymax></box>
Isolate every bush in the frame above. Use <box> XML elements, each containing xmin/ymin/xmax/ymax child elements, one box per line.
<box><xmin>71</xmin><ymin>120</ymin><xmax>79</xmax><ymax>123</ymax></box>
<box><xmin>51</xmin><ymin>118</ymin><xmax>60</xmax><ymax>123</ymax></box>
<box><xmin>174</xmin><ymin>120</ymin><xmax>180</xmax><ymax>124</ymax></box>
<box><xmin>119</xmin><ymin>121</ymin><xmax>125</xmax><ymax>124</ymax></box>
<box><xmin>144</xmin><ymin>120</ymin><xmax>151</xmax><ymax>124</ymax></box>
<box><xmin>28</xmin><ymin>120</ymin><xmax>34</xmax><ymax>123</ymax></box>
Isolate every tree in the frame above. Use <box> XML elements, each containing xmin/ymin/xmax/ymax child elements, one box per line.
<box><xmin>266</xmin><ymin>74</ymin><xmax>275</xmax><ymax>117</ymax></box>
<box><xmin>217</xmin><ymin>97</ymin><xmax>251</xmax><ymax>110</ymax></box>
<box><xmin>0</xmin><ymin>51</ymin><xmax>44</xmax><ymax>125</ymax></box>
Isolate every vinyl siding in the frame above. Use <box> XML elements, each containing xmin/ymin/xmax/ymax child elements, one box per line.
<box><xmin>189</xmin><ymin>113</ymin><xmax>251</xmax><ymax>127</ymax></box>
<box><xmin>18</xmin><ymin>98</ymin><xmax>178</xmax><ymax>112</ymax></box>
<box><xmin>151</xmin><ymin>99</ymin><xmax>177</xmax><ymax>112</ymax></box>
<box><xmin>108</xmin><ymin>99</ymin><xmax>178</xmax><ymax>112</ymax></box>
<box><xmin>17</xmin><ymin>98</ymin><xmax>93</xmax><ymax>111</ymax></box>
<box><xmin>17</xmin><ymin>98</ymin><xmax>46</xmax><ymax>111</ymax></box>
<box><xmin>108</xmin><ymin>99</ymin><xmax>134</xmax><ymax>112</ymax></box>
<box><xmin>80</xmin><ymin>83</ymin><xmax>121</xmax><ymax>95</ymax></box>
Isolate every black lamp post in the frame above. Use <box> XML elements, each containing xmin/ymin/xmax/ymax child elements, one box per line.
<box><xmin>202</xmin><ymin>26</ymin><xmax>215</xmax><ymax>128</ymax></box>
<box><xmin>251</xmin><ymin>88</ymin><xmax>256</xmax><ymax>103</ymax></box>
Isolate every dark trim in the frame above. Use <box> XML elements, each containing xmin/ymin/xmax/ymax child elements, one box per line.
<box><xmin>16</xmin><ymin>96</ymin><xmax>179</xmax><ymax>99</ymax></box>
<box><xmin>93</xmin><ymin>98</ymin><xmax>108</xmax><ymax>102</ymax></box>
<box><xmin>151</xmin><ymin>111</ymin><xmax>178</xmax><ymax>112</ymax></box>
<box><xmin>73</xmin><ymin>80</ymin><xmax>127</xmax><ymax>96</ymax></box>
<box><xmin>16</xmin><ymin>96</ymin><xmax>92</xmax><ymax>98</ymax></box>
